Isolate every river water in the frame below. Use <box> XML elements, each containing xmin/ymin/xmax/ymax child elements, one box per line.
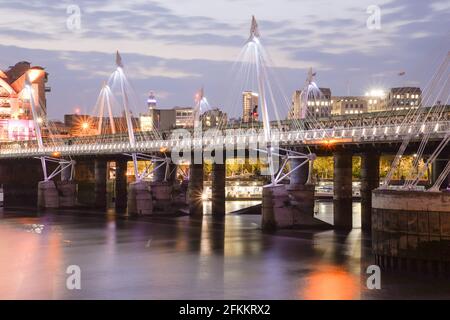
<box><xmin>0</xmin><ymin>203</ymin><xmax>449</xmax><ymax>299</ymax></box>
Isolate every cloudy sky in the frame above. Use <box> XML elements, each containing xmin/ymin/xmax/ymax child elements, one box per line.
<box><xmin>0</xmin><ymin>0</ymin><xmax>448</xmax><ymax>120</ymax></box>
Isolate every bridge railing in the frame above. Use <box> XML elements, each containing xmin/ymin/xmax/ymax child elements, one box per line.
<box><xmin>0</xmin><ymin>120</ymin><xmax>448</xmax><ymax>158</ymax></box>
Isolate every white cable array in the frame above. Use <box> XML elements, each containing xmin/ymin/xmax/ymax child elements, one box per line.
<box><xmin>381</xmin><ymin>52</ymin><xmax>450</xmax><ymax>188</ymax></box>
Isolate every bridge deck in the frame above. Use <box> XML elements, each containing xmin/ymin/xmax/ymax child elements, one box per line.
<box><xmin>0</xmin><ymin>120</ymin><xmax>448</xmax><ymax>158</ymax></box>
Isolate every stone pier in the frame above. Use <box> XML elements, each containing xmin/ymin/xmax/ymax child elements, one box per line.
<box><xmin>0</xmin><ymin>160</ymin><xmax>42</xmax><ymax>207</ymax></box>
<box><xmin>74</xmin><ymin>160</ymin><xmax>95</xmax><ymax>206</ymax></box>
<box><xmin>37</xmin><ymin>180</ymin><xmax>59</xmax><ymax>208</ymax></box>
<box><xmin>372</xmin><ymin>189</ymin><xmax>450</xmax><ymax>274</ymax></box>
<box><xmin>360</xmin><ymin>152</ymin><xmax>380</xmax><ymax>231</ymax></box>
<box><xmin>261</xmin><ymin>158</ymin><xmax>331</xmax><ymax>231</ymax></box>
<box><xmin>289</xmin><ymin>157</ymin><xmax>309</xmax><ymax>185</ymax></box>
<box><xmin>38</xmin><ymin>160</ymin><xmax>64</xmax><ymax>209</ymax></box>
<box><xmin>333</xmin><ymin>151</ymin><xmax>353</xmax><ymax>229</ymax></box>
<box><xmin>261</xmin><ymin>185</ymin><xmax>286</xmax><ymax>231</ymax></box>
<box><xmin>151</xmin><ymin>160</ymin><xmax>173</xmax><ymax>213</ymax></box>
<box><xmin>128</xmin><ymin>180</ymin><xmax>152</xmax><ymax>215</ymax></box>
<box><xmin>115</xmin><ymin>160</ymin><xmax>128</xmax><ymax>213</ymax></box>
<box><xmin>56</xmin><ymin>160</ymin><xmax>77</xmax><ymax>208</ymax></box>
<box><xmin>211</xmin><ymin>162</ymin><xmax>226</xmax><ymax>217</ymax></box>
<box><xmin>36</xmin><ymin>160</ymin><xmax>77</xmax><ymax>209</ymax></box>
<box><xmin>94</xmin><ymin>160</ymin><xmax>107</xmax><ymax>209</ymax></box>
<box><xmin>288</xmin><ymin>158</ymin><xmax>330</xmax><ymax>227</ymax></box>
<box><xmin>187</xmin><ymin>163</ymin><xmax>203</xmax><ymax>216</ymax></box>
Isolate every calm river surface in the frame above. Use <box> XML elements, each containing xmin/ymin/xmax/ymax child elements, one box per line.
<box><xmin>0</xmin><ymin>202</ymin><xmax>449</xmax><ymax>299</ymax></box>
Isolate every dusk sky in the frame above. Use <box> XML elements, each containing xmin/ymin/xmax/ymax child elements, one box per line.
<box><xmin>0</xmin><ymin>0</ymin><xmax>448</xmax><ymax>120</ymax></box>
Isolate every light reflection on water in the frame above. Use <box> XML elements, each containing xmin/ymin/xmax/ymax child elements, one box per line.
<box><xmin>303</xmin><ymin>265</ymin><xmax>359</xmax><ymax>300</ymax></box>
<box><xmin>0</xmin><ymin>205</ymin><xmax>449</xmax><ymax>299</ymax></box>
<box><xmin>314</xmin><ymin>201</ymin><xmax>362</xmax><ymax>228</ymax></box>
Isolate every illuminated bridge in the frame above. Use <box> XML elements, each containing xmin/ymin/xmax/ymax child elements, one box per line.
<box><xmin>0</xmin><ymin>16</ymin><xmax>448</xmax><ymax>275</ymax></box>
<box><xmin>1</xmin><ymin>107</ymin><xmax>449</xmax><ymax>159</ymax></box>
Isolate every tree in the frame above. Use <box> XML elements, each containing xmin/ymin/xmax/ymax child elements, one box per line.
<box><xmin>313</xmin><ymin>157</ymin><xmax>334</xmax><ymax>180</ymax></box>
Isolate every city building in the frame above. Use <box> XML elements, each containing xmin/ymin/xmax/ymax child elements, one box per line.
<box><xmin>174</xmin><ymin>107</ymin><xmax>194</xmax><ymax>128</ymax></box>
<box><xmin>141</xmin><ymin>104</ymin><xmax>227</xmax><ymax>131</ymax></box>
<box><xmin>64</xmin><ymin>114</ymin><xmax>138</xmax><ymax>136</ymax></box>
<box><xmin>288</xmin><ymin>87</ymin><xmax>332</xmax><ymax>119</ymax></box>
<box><xmin>386</xmin><ymin>87</ymin><xmax>421</xmax><ymax>110</ymax></box>
<box><xmin>364</xmin><ymin>89</ymin><xmax>387</xmax><ymax>112</ymax></box>
<box><xmin>328</xmin><ymin>88</ymin><xmax>422</xmax><ymax>115</ymax></box>
<box><xmin>331</xmin><ymin>96</ymin><xmax>367</xmax><ymax>115</ymax></box>
<box><xmin>139</xmin><ymin>114</ymin><xmax>154</xmax><ymax>132</ymax></box>
<box><xmin>200</xmin><ymin>108</ymin><xmax>227</xmax><ymax>128</ymax></box>
<box><xmin>0</xmin><ymin>61</ymin><xmax>50</xmax><ymax>118</ymax></box>
<box><xmin>0</xmin><ymin>61</ymin><xmax>50</xmax><ymax>141</ymax></box>
<box><xmin>242</xmin><ymin>91</ymin><xmax>259</xmax><ymax>123</ymax></box>
<box><xmin>141</xmin><ymin>106</ymin><xmax>194</xmax><ymax>131</ymax></box>
<box><xmin>140</xmin><ymin>92</ymin><xmax>195</xmax><ymax>131</ymax></box>
<box><xmin>288</xmin><ymin>90</ymin><xmax>301</xmax><ymax>120</ymax></box>
<box><xmin>48</xmin><ymin>120</ymin><xmax>69</xmax><ymax>137</ymax></box>
<box><xmin>140</xmin><ymin>92</ymin><xmax>158</xmax><ymax>131</ymax></box>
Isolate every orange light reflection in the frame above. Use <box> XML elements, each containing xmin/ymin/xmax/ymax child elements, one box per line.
<box><xmin>303</xmin><ymin>265</ymin><xmax>359</xmax><ymax>300</ymax></box>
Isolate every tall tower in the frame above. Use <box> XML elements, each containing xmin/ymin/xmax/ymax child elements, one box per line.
<box><xmin>242</xmin><ymin>91</ymin><xmax>259</xmax><ymax>123</ymax></box>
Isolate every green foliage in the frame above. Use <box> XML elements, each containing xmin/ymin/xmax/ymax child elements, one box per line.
<box><xmin>312</xmin><ymin>155</ymin><xmax>428</xmax><ymax>181</ymax></box>
<box><xmin>313</xmin><ymin>157</ymin><xmax>334</xmax><ymax>179</ymax></box>
<box><xmin>226</xmin><ymin>158</ymin><xmax>262</xmax><ymax>178</ymax></box>
<box><xmin>380</xmin><ymin>156</ymin><xmax>429</xmax><ymax>180</ymax></box>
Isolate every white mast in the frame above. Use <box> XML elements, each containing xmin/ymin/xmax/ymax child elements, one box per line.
<box><xmin>115</xmin><ymin>51</ymin><xmax>139</xmax><ymax>179</ymax></box>
<box><xmin>26</xmin><ymin>75</ymin><xmax>48</xmax><ymax>180</ymax></box>
<box><xmin>248</xmin><ymin>16</ymin><xmax>275</xmax><ymax>184</ymax></box>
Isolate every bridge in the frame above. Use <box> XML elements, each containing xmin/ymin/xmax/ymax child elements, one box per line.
<box><xmin>1</xmin><ymin>107</ymin><xmax>449</xmax><ymax>158</ymax></box>
<box><xmin>0</xmin><ymin>16</ymin><xmax>449</xmax><ymax>274</ymax></box>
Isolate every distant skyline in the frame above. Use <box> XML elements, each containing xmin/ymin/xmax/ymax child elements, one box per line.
<box><xmin>0</xmin><ymin>0</ymin><xmax>448</xmax><ymax>120</ymax></box>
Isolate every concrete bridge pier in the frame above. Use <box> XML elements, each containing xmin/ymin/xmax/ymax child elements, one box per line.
<box><xmin>169</xmin><ymin>163</ymin><xmax>187</xmax><ymax>204</ymax></box>
<box><xmin>261</xmin><ymin>157</ymin><xmax>331</xmax><ymax>231</ymax></box>
<box><xmin>37</xmin><ymin>160</ymin><xmax>62</xmax><ymax>209</ymax></box>
<box><xmin>115</xmin><ymin>160</ymin><xmax>128</xmax><ymax>213</ymax></box>
<box><xmin>37</xmin><ymin>180</ymin><xmax>59</xmax><ymax>209</ymax></box>
<box><xmin>211</xmin><ymin>161</ymin><xmax>226</xmax><ymax>217</ymax></box>
<box><xmin>38</xmin><ymin>159</ymin><xmax>77</xmax><ymax>209</ymax></box>
<box><xmin>372</xmin><ymin>189</ymin><xmax>450</xmax><ymax>274</ymax></box>
<box><xmin>289</xmin><ymin>157</ymin><xmax>309</xmax><ymax>185</ymax></box>
<box><xmin>128</xmin><ymin>179</ymin><xmax>152</xmax><ymax>215</ymax></box>
<box><xmin>261</xmin><ymin>184</ymin><xmax>287</xmax><ymax>232</ymax></box>
<box><xmin>333</xmin><ymin>151</ymin><xmax>353</xmax><ymax>230</ymax></box>
<box><xmin>286</xmin><ymin>158</ymin><xmax>320</xmax><ymax>225</ymax></box>
<box><xmin>94</xmin><ymin>160</ymin><xmax>107</xmax><ymax>209</ymax></box>
<box><xmin>188</xmin><ymin>163</ymin><xmax>204</xmax><ymax>216</ymax></box>
<box><xmin>57</xmin><ymin>160</ymin><xmax>77</xmax><ymax>207</ymax></box>
<box><xmin>360</xmin><ymin>152</ymin><xmax>380</xmax><ymax>231</ymax></box>
<box><xmin>0</xmin><ymin>160</ymin><xmax>40</xmax><ymax>207</ymax></box>
<box><xmin>151</xmin><ymin>161</ymin><xmax>172</xmax><ymax>213</ymax></box>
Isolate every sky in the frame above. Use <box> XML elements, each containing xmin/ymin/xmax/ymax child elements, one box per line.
<box><xmin>0</xmin><ymin>0</ymin><xmax>448</xmax><ymax>120</ymax></box>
